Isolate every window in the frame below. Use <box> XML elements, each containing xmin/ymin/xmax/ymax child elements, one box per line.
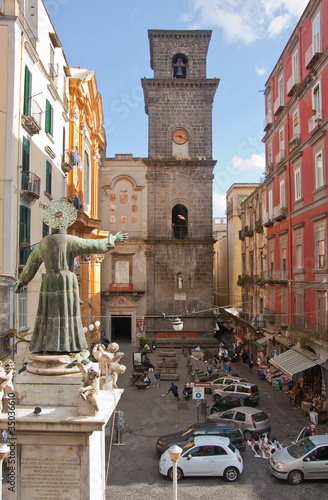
<box><xmin>314</xmin><ymin>151</ymin><xmax>324</xmax><ymax>189</ymax></box>
<box><xmin>279</xmin><ymin>128</ymin><xmax>284</xmax><ymax>152</ymax></box>
<box><xmin>317</xmin><ymin>291</ymin><xmax>327</xmax><ymax>336</ymax></box>
<box><xmin>45</xmin><ymin>99</ymin><xmax>53</xmax><ymax>136</ymax></box>
<box><xmin>312</xmin><ymin>11</ymin><xmax>321</xmax><ymax>54</ymax></box>
<box><xmin>318</xmin><ymin>240</ymin><xmax>325</xmax><ymax>269</ymax></box>
<box><xmin>49</xmin><ymin>44</ymin><xmax>55</xmax><ymax>81</ymax></box>
<box><xmin>268</xmin><ymin>143</ymin><xmax>272</xmax><ymax>166</ymax></box>
<box><xmin>312</xmin><ymin>82</ymin><xmax>321</xmax><ymax>116</ymax></box>
<box><xmin>293</xmin><ymin>109</ymin><xmax>300</xmax><ymax>137</ymax></box>
<box><xmin>23</xmin><ymin>65</ymin><xmax>32</xmax><ymax>116</ymax></box>
<box><xmin>296</xmin><ymin>244</ymin><xmax>302</xmax><ymax>269</ymax></box>
<box><xmin>268</xmin><ymin>189</ymin><xmax>273</xmax><ymax>219</ymax></box>
<box><xmin>21</xmin><ymin>137</ymin><xmax>30</xmax><ymax>190</ymax></box>
<box><xmin>18</xmin><ymin>287</ymin><xmax>28</xmax><ymax>331</ymax></box>
<box><xmin>19</xmin><ymin>205</ymin><xmax>31</xmax><ymax>265</ymax></box>
<box><xmin>270</xmin><ymin>251</ymin><xmax>274</xmax><ymax>278</ymax></box>
<box><xmin>84</xmin><ymin>150</ymin><xmax>90</xmax><ymax>211</ymax></box>
<box><xmin>115</xmin><ymin>261</ymin><xmax>129</xmax><ymax>283</ymax></box>
<box><xmin>282</xmin><ymin>247</ymin><xmax>287</xmax><ymax>279</ymax></box>
<box><xmin>278</xmin><ymin>73</ymin><xmax>284</xmax><ymax>106</ymax></box>
<box><xmin>280</xmin><ymin>179</ymin><xmax>286</xmax><ymax>208</ymax></box>
<box><xmin>292</xmin><ymin>47</ymin><xmax>299</xmax><ymax>84</ymax></box>
<box><xmin>250</xmin><ymin>254</ymin><xmax>254</xmax><ymax>277</ymax></box>
<box><xmin>267</xmin><ymin>92</ymin><xmax>272</xmax><ymax>116</ymax></box>
<box><xmin>45</xmin><ymin>160</ymin><xmax>52</xmax><ymax>195</ymax></box>
<box><xmin>172</xmin><ymin>54</ymin><xmax>188</xmax><ymax>78</ymax></box>
<box><xmin>294</xmin><ymin>167</ymin><xmax>302</xmax><ymax>201</ymax></box>
<box><xmin>172</xmin><ymin>204</ymin><xmax>188</xmax><ymax>239</ymax></box>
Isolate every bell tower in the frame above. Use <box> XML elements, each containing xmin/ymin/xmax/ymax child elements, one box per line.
<box><xmin>142</xmin><ymin>30</ymin><xmax>219</xmax><ymax>338</ymax></box>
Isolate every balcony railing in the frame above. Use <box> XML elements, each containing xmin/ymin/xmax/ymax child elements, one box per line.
<box><xmin>273</xmin><ymin>205</ymin><xmax>287</xmax><ymax>222</ymax></box>
<box><xmin>308</xmin><ymin>112</ymin><xmax>322</xmax><ymax>134</ymax></box>
<box><xmin>265</xmin><ymin>163</ymin><xmax>273</xmax><ymax>176</ymax></box>
<box><xmin>263</xmin><ymin>212</ymin><xmax>273</xmax><ymax>227</ymax></box>
<box><xmin>273</xmin><ymin>96</ymin><xmax>284</xmax><ymax>115</ymax></box>
<box><xmin>289</xmin><ymin>134</ymin><xmax>301</xmax><ymax>151</ymax></box>
<box><xmin>21</xmin><ymin>171</ymin><xmax>41</xmax><ymax>196</ymax></box>
<box><xmin>264</xmin><ymin>112</ymin><xmax>273</xmax><ymax>131</ymax></box>
<box><xmin>275</xmin><ymin>150</ymin><xmax>285</xmax><ymax>165</ymax></box>
<box><xmin>22</xmin><ymin>99</ymin><xmax>42</xmax><ymax>135</ymax></box>
<box><xmin>287</xmin><ymin>74</ymin><xmax>300</xmax><ymax>96</ymax></box>
<box><xmin>305</xmin><ymin>38</ymin><xmax>322</xmax><ymax>69</ymax></box>
<box><xmin>262</xmin><ymin>269</ymin><xmax>288</xmax><ymax>282</ymax></box>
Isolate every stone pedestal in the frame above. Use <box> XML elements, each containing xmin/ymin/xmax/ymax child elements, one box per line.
<box><xmin>0</xmin><ymin>378</ymin><xmax>123</xmax><ymax>500</ymax></box>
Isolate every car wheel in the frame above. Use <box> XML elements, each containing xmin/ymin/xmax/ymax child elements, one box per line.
<box><xmin>288</xmin><ymin>470</ymin><xmax>303</xmax><ymax>485</ymax></box>
<box><xmin>224</xmin><ymin>467</ymin><xmax>239</xmax><ymax>482</ymax></box>
<box><xmin>168</xmin><ymin>467</ymin><xmax>183</xmax><ymax>481</ymax></box>
<box><xmin>244</xmin><ymin>431</ymin><xmax>252</xmax><ymax>441</ymax></box>
<box><xmin>214</xmin><ymin>394</ymin><xmax>221</xmax><ymax>403</ymax></box>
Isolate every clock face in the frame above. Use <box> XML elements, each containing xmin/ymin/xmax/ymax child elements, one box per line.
<box><xmin>173</xmin><ymin>128</ymin><xmax>188</xmax><ymax>145</ymax></box>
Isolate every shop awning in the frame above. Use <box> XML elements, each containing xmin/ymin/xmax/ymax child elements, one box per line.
<box><xmin>235</xmin><ymin>334</ymin><xmax>244</xmax><ymax>343</ymax></box>
<box><xmin>255</xmin><ymin>334</ymin><xmax>275</xmax><ymax>346</ymax></box>
<box><xmin>222</xmin><ymin>307</ymin><xmax>258</xmax><ymax>333</ymax></box>
<box><xmin>269</xmin><ymin>347</ymin><xmax>323</xmax><ymax>379</ymax></box>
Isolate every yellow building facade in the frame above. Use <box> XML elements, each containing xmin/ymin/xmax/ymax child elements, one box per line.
<box><xmin>66</xmin><ymin>68</ymin><xmax>107</xmax><ymax>342</ymax></box>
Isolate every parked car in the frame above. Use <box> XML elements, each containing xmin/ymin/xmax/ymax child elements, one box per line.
<box><xmin>156</xmin><ymin>422</ymin><xmax>246</xmax><ymax>454</ymax></box>
<box><xmin>159</xmin><ymin>435</ymin><xmax>243</xmax><ymax>482</ymax></box>
<box><xmin>270</xmin><ymin>435</ymin><xmax>328</xmax><ymax>485</ymax></box>
<box><xmin>207</xmin><ymin>407</ymin><xmax>271</xmax><ymax>440</ymax></box>
<box><xmin>211</xmin><ymin>376</ymin><xmax>248</xmax><ymax>393</ymax></box>
<box><xmin>212</xmin><ymin>382</ymin><xmax>260</xmax><ymax>405</ymax></box>
<box><xmin>210</xmin><ymin>394</ymin><xmax>254</xmax><ymax>414</ymax></box>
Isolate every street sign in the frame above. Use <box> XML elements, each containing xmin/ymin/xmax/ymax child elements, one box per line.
<box><xmin>193</xmin><ymin>387</ymin><xmax>204</xmax><ymax>400</ymax></box>
<box><xmin>186</xmin><ymin>382</ymin><xmax>211</xmax><ymax>388</ymax></box>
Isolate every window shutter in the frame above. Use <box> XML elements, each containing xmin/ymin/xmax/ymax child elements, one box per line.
<box><xmin>23</xmin><ymin>66</ymin><xmax>32</xmax><ymax>115</ymax></box>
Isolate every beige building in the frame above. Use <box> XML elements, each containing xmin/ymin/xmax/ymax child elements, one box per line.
<box><xmin>213</xmin><ymin>218</ymin><xmax>228</xmax><ymax>308</ymax></box>
<box><xmin>225</xmin><ymin>184</ymin><xmax>258</xmax><ymax>308</ymax></box>
<box><xmin>99</xmin><ymin>154</ymin><xmax>148</xmax><ymax>344</ymax></box>
<box><xmin>0</xmin><ymin>0</ymin><xmax>69</xmax><ymax>357</ymax></box>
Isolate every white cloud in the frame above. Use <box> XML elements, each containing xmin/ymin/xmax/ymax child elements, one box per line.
<box><xmin>180</xmin><ymin>0</ymin><xmax>309</xmax><ymax>45</ymax></box>
<box><xmin>268</xmin><ymin>14</ymin><xmax>291</xmax><ymax>38</ymax></box>
<box><xmin>213</xmin><ymin>192</ymin><xmax>227</xmax><ymax>217</ymax></box>
<box><xmin>232</xmin><ymin>153</ymin><xmax>265</xmax><ymax>171</ymax></box>
<box><xmin>254</xmin><ymin>66</ymin><xmax>267</xmax><ymax>76</ymax></box>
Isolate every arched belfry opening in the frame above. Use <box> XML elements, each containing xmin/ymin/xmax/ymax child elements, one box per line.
<box><xmin>172</xmin><ymin>54</ymin><xmax>188</xmax><ymax>78</ymax></box>
<box><xmin>172</xmin><ymin>204</ymin><xmax>188</xmax><ymax>239</ymax></box>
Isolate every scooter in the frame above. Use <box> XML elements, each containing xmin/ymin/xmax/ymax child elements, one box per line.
<box><xmin>183</xmin><ymin>383</ymin><xmax>193</xmax><ymax>400</ymax></box>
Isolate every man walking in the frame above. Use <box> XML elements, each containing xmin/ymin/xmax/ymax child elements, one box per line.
<box><xmin>167</xmin><ymin>382</ymin><xmax>180</xmax><ymax>401</ymax></box>
<box><xmin>153</xmin><ymin>369</ymin><xmax>161</xmax><ymax>387</ymax></box>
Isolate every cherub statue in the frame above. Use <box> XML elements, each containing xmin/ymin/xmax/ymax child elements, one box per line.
<box><xmin>92</xmin><ymin>342</ymin><xmax>126</xmax><ymax>390</ymax></box>
<box><xmin>77</xmin><ymin>362</ymin><xmax>100</xmax><ymax>412</ymax></box>
<box><xmin>0</xmin><ymin>360</ymin><xmax>15</xmax><ymax>412</ymax></box>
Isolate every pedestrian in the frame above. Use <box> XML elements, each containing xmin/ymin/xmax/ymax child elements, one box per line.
<box><xmin>248</xmin><ymin>359</ymin><xmax>254</xmax><ymax>374</ymax></box>
<box><xmin>167</xmin><ymin>382</ymin><xmax>180</xmax><ymax>401</ymax></box>
<box><xmin>153</xmin><ymin>369</ymin><xmax>161</xmax><ymax>387</ymax></box>
<box><xmin>143</xmin><ymin>372</ymin><xmax>151</xmax><ymax>388</ymax></box>
<box><xmin>227</xmin><ymin>360</ymin><xmax>231</xmax><ymax>372</ymax></box>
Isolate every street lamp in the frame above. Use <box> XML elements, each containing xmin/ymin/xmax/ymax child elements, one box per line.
<box><xmin>172</xmin><ymin>318</ymin><xmax>183</xmax><ymax>331</ymax></box>
<box><xmin>168</xmin><ymin>445</ymin><xmax>182</xmax><ymax>500</ymax></box>
<box><xmin>0</xmin><ymin>443</ymin><xmax>10</xmax><ymax>500</ymax></box>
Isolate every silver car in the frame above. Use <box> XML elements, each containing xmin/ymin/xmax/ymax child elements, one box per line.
<box><xmin>207</xmin><ymin>407</ymin><xmax>271</xmax><ymax>440</ymax></box>
<box><xmin>212</xmin><ymin>382</ymin><xmax>260</xmax><ymax>405</ymax></box>
<box><xmin>211</xmin><ymin>376</ymin><xmax>248</xmax><ymax>393</ymax></box>
<box><xmin>270</xmin><ymin>435</ymin><xmax>328</xmax><ymax>485</ymax></box>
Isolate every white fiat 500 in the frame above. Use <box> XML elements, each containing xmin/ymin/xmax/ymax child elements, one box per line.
<box><xmin>159</xmin><ymin>435</ymin><xmax>243</xmax><ymax>482</ymax></box>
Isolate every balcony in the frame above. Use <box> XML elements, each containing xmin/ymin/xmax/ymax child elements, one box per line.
<box><xmin>308</xmin><ymin>112</ymin><xmax>322</xmax><ymax>134</ymax></box>
<box><xmin>263</xmin><ymin>269</ymin><xmax>288</xmax><ymax>283</ymax></box>
<box><xmin>20</xmin><ymin>171</ymin><xmax>40</xmax><ymax>206</ymax></box>
<box><xmin>21</xmin><ymin>99</ymin><xmax>42</xmax><ymax>135</ymax></box>
<box><xmin>265</xmin><ymin>163</ymin><xmax>273</xmax><ymax>176</ymax></box>
<box><xmin>273</xmin><ymin>96</ymin><xmax>284</xmax><ymax>115</ymax></box>
<box><xmin>61</xmin><ymin>150</ymin><xmax>76</xmax><ymax>174</ymax></box>
<box><xmin>263</xmin><ymin>212</ymin><xmax>273</xmax><ymax>227</ymax></box>
<box><xmin>264</xmin><ymin>112</ymin><xmax>273</xmax><ymax>131</ymax></box>
<box><xmin>305</xmin><ymin>39</ymin><xmax>322</xmax><ymax>70</ymax></box>
<box><xmin>287</xmin><ymin>74</ymin><xmax>300</xmax><ymax>97</ymax></box>
<box><xmin>275</xmin><ymin>150</ymin><xmax>285</xmax><ymax>166</ymax></box>
<box><xmin>289</xmin><ymin>134</ymin><xmax>301</xmax><ymax>152</ymax></box>
<box><xmin>274</xmin><ymin>205</ymin><xmax>287</xmax><ymax>222</ymax></box>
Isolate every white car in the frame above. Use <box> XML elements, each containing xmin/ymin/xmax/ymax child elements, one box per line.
<box><xmin>211</xmin><ymin>376</ymin><xmax>248</xmax><ymax>393</ymax></box>
<box><xmin>159</xmin><ymin>435</ymin><xmax>243</xmax><ymax>482</ymax></box>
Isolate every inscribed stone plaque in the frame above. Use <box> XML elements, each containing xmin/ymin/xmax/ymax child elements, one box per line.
<box><xmin>20</xmin><ymin>445</ymin><xmax>81</xmax><ymax>500</ymax></box>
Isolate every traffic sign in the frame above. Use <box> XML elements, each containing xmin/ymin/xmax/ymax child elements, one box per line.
<box><xmin>192</xmin><ymin>387</ymin><xmax>204</xmax><ymax>399</ymax></box>
<box><xmin>186</xmin><ymin>382</ymin><xmax>211</xmax><ymax>388</ymax></box>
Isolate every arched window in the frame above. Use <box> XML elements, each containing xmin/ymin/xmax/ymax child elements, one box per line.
<box><xmin>172</xmin><ymin>54</ymin><xmax>188</xmax><ymax>79</ymax></box>
<box><xmin>172</xmin><ymin>204</ymin><xmax>188</xmax><ymax>239</ymax></box>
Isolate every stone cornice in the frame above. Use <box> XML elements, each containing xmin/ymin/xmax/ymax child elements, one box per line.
<box><xmin>142</xmin><ymin>79</ymin><xmax>219</xmax><ymax>92</ymax></box>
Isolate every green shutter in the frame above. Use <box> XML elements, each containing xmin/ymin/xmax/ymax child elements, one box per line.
<box><xmin>23</xmin><ymin>66</ymin><xmax>32</xmax><ymax>116</ymax></box>
<box><xmin>21</xmin><ymin>138</ymin><xmax>30</xmax><ymax>190</ymax></box>
<box><xmin>42</xmin><ymin>222</ymin><xmax>49</xmax><ymax>238</ymax></box>
<box><xmin>45</xmin><ymin>100</ymin><xmax>53</xmax><ymax>136</ymax></box>
<box><xmin>46</xmin><ymin>160</ymin><xmax>52</xmax><ymax>194</ymax></box>
<box><xmin>19</xmin><ymin>205</ymin><xmax>31</xmax><ymax>265</ymax></box>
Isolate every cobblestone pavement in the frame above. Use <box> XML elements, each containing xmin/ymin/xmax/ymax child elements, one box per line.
<box><xmin>105</xmin><ymin>342</ymin><xmax>328</xmax><ymax>500</ymax></box>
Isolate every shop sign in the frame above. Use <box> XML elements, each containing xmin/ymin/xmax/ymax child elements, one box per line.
<box><xmin>109</xmin><ymin>283</ymin><xmax>133</xmax><ymax>291</ymax></box>
<box><xmin>156</xmin><ymin>332</ymin><xmax>197</xmax><ymax>339</ymax></box>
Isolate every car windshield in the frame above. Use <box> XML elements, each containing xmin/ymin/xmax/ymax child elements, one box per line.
<box><xmin>181</xmin><ymin>427</ymin><xmax>195</xmax><ymax>438</ymax></box>
<box><xmin>181</xmin><ymin>438</ymin><xmax>195</xmax><ymax>454</ymax></box>
<box><xmin>252</xmin><ymin>412</ymin><xmax>268</xmax><ymax>422</ymax></box>
<box><xmin>228</xmin><ymin>443</ymin><xmax>236</xmax><ymax>453</ymax></box>
<box><xmin>287</xmin><ymin>437</ymin><xmax>316</xmax><ymax>458</ymax></box>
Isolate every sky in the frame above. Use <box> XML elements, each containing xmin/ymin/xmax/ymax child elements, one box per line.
<box><xmin>47</xmin><ymin>0</ymin><xmax>309</xmax><ymax>217</ymax></box>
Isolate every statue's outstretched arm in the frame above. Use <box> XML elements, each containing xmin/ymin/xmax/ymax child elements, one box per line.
<box><xmin>15</xmin><ymin>245</ymin><xmax>42</xmax><ymax>293</ymax></box>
